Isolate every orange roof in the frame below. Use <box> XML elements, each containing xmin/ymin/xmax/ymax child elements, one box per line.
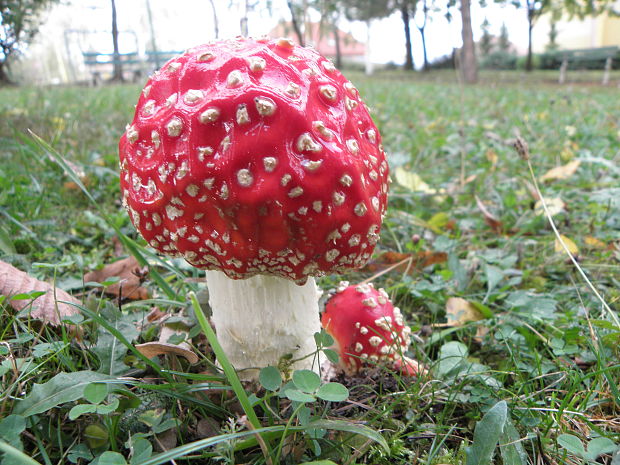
<box><xmin>269</xmin><ymin>21</ymin><xmax>366</xmax><ymax>57</ymax></box>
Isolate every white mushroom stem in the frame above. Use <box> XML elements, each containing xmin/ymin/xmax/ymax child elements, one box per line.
<box><xmin>205</xmin><ymin>271</ymin><xmax>323</xmax><ymax>379</ymax></box>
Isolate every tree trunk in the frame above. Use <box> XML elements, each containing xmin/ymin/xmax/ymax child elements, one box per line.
<box><xmin>145</xmin><ymin>0</ymin><xmax>160</xmax><ymax>68</ymax></box>
<box><xmin>419</xmin><ymin>27</ymin><xmax>428</xmax><ymax>71</ymax></box>
<box><xmin>333</xmin><ymin>21</ymin><xmax>342</xmax><ymax>69</ymax></box>
<box><xmin>240</xmin><ymin>0</ymin><xmax>249</xmax><ymax>37</ymax></box>
<box><xmin>287</xmin><ymin>0</ymin><xmax>305</xmax><ymax>46</ymax></box>
<box><xmin>401</xmin><ymin>1</ymin><xmax>414</xmax><ymax>71</ymax></box>
<box><xmin>459</xmin><ymin>0</ymin><xmax>477</xmax><ymax>83</ymax></box>
<box><xmin>365</xmin><ymin>20</ymin><xmax>373</xmax><ymax>75</ymax></box>
<box><xmin>526</xmin><ymin>6</ymin><xmax>534</xmax><ymax>72</ymax></box>
<box><xmin>416</xmin><ymin>0</ymin><xmax>429</xmax><ymax>71</ymax></box>
<box><xmin>110</xmin><ymin>0</ymin><xmax>124</xmax><ymax>82</ymax></box>
<box><xmin>209</xmin><ymin>0</ymin><xmax>219</xmax><ymax>39</ymax></box>
<box><xmin>0</xmin><ymin>61</ymin><xmax>12</xmax><ymax>85</ymax></box>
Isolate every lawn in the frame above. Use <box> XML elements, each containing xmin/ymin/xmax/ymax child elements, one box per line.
<box><xmin>1</xmin><ymin>70</ymin><xmax>619</xmax><ymax>464</ymax></box>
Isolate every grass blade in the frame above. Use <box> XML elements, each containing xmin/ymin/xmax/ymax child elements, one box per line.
<box><xmin>189</xmin><ymin>292</ymin><xmax>262</xmax><ymax>429</ymax></box>
<box><xmin>28</xmin><ymin>131</ymin><xmax>179</xmax><ymax>301</ymax></box>
<box><xmin>137</xmin><ymin>426</ymin><xmax>285</xmax><ymax>465</ymax></box>
<box><xmin>0</xmin><ymin>439</ymin><xmax>43</xmax><ymax>465</ymax></box>
<box><xmin>305</xmin><ymin>419</ymin><xmax>389</xmax><ymax>453</ymax></box>
<box><xmin>63</xmin><ymin>301</ymin><xmax>169</xmax><ymax>380</ymax></box>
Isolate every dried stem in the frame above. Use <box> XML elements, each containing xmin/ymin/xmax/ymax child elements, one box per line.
<box><xmin>513</xmin><ymin>136</ymin><xmax>619</xmax><ymax>327</ymax></box>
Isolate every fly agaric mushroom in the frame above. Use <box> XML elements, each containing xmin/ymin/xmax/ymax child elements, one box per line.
<box><xmin>321</xmin><ymin>281</ymin><xmax>423</xmax><ymax>376</ymax></box>
<box><xmin>119</xmin><ymin>37</ymin><xmax>389</xmax><ymax>377</ymax></box>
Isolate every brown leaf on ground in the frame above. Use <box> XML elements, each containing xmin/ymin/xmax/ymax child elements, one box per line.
<box><xmin>486</xmin><ymin>149</ymin><xmax>499</xmax><ymax>168</ymax></box>
<box><xmin>523</xmin><ymin>179</ymin><xmax>542</xmax><ymax>201</ymax></box>
<box><xmin>57</xmin><ymin>157</ymin><xmax>90</xmax><ymax>191</ymax></box>
<box><xmin>63</xmin><ymin>178</ymin><xmax>91</xmax><ymax>191</ymax></box>
<box><xmin>534</xmin><ymin>197</ymin><xmax>565</xmax><ymax>217</ymax></box>
<box><xmin>554</xmin><ymin>234</ymin><xmax>579</xmax><ymax>256</ymax></box>
<box><xmin>84</xmin><ymin>256</ymin><xmax>149</xmax><ymax>300</ymax></box>
<box><xmin>584</xmin><ymin>236</ymin><xmax>607</xmax><ymax>249</ymax></box>
<box><xmin>135</xmin><ymin>324</ymin><xmax>199</xmax><ymax>364</ymax></box>
<box><xmin>446</xmin><ymin>174</ymin><xmax>477</xmax><ymax>195</ymax></box>
<box><xmin>445</xmin><ymin>297</ymin><xmax>485</xmax><ymax>326</ymax></box>
<box><xmin>474</xmin><ymin>326</ymin><xmax>490</xmax><ymax>343</ymax></box>
<box><xmin>194</xmin><ymin>417</ymin><xmax>220</xmax><ymax>438</ymax></box>
<box><xmin>361</xmin><ymin>251</ymin><xmax>447</xmax><ymax>275</ymax></box>
<box><xmin>111</xmin><ymin>236</ymin><xmax>125</xmax><ymax>257</ymax></box>
<box><xmin>0</xmin><ymin>260</ymin><xmax>80</xmax><ymax>325</ymax></box>
<box><xmin>154</xmin><ymin>428</ymin><xmax>177</xmax><ymax>452</ymax></box>
<box><xmin>146</xmin><ymin>307</ymin><xmax>168</xmax><ymax>323</ymax></box>
<box><xmin>540</xmin><ymin>159</ymin><xmax>581</xmax><ymax>182</ymax></box>
<box><xmin>475</xmin><ymin>195</ymin><xmax>503</xmax><ymax>234</ymax></box>
<box><xmin>135</xmin><ymin>342</ymin><xmax>199</xmax><ymax>364</ymax></box>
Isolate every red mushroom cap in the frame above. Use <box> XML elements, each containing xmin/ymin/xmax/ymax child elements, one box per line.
<box><xmin>119</xmin><ymin>37</ymin><xmax>389</xmax><ymax>283</ymax></box>
<box><xmin>321</xmin><ymin>281</ymin><xmax>413</xmax><ymax>375</ymax></box>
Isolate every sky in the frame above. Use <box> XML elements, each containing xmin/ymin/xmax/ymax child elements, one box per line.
<box><xmin>349</xmin><ymin>2</ymin><xmax>530</xmax><ymax>66</ymax></box>
<box><xmin>77</xmin><ymin>0</ymin><xmax>531</xmax><ymax>69</ymax></box>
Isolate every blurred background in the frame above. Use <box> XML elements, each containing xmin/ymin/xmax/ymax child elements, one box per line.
<box><xmin>2</xmin><ymin>0</ymin><xmax>620</xmax><ymax>86</ymax></box>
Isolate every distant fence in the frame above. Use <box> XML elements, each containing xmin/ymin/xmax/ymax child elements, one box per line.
<box><xmin>82</xmin><ymin>50</ymin><xmax>183</xmax><ymax>85</ymax></box>
<box><xmin>540</xmin><ymin>46</ymin><xmax>619</xmax><ymax>85</ymax></box>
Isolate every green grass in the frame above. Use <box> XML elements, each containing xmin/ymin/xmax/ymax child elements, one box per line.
<box><xmin>1</xmin><ymin>70</ymin><xmax>619</xmax><ymax>464</ymax></box>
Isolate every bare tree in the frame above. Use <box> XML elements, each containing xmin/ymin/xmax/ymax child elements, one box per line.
<box><xmin>414</xmin><ymin>0</ymin><xmax>430</xmax><ymax>70</ymax></box>
<box><xmin>240</xmin><ymin>0</ymin><xmax>248</xmax><ymax>36</ymax></box>
<box><xmin>342</xmin><ymin>0</ymin><xmax>391</xmax><ymax>71</ymax></box>
<box><xmin>314</xmin><ymin>0</ymin><xmax>343</xmax><ymax>67</ymax></box>
<box><xmin>459</xmin><ymin>0</ymin><xmax>477</xmax><ymax>83</ymax></box>
<box><xmin>286</xmin><ymin>0</ymin><xmax>306</xmax><ymax>45</ymax></box>
<box><xmin>399</xmin><ymin>0</ymin><xmax>415</xmax><ymax>70</ymax></box>
<box><xmin>110</xmin><ymin>0</ymin><xmax>123</xmax><ymax>81</ymax></box>
<box><xmin>332</xmin><ymin>21</ymin><xmax>342</xmax><ymax>68</ymax></box>
<box><xmin>209</xmin><ymin>0</ymin><xmax>219</xmax><ymax>39</ymax></box>
<box><xmin>0</xmin><ymin>0</ymin><xmax>59</xmax><ymax>84</ymax></box>
<box><xmin>514</xmin><ymin>0</ymin><xmax>614</xmax><ymax>72</ymax></box>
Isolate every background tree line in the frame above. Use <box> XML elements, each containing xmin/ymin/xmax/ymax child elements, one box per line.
<box><xmin>1</xmin><ymin>0</ymin><xmax>618</xmax><ymax>86</ymax></box>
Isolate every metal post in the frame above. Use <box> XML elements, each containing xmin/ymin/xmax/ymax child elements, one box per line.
<box><xmin>603</xmin><ymin>56</ymin><xmax>612</xmax><ymax>86</ymax></box>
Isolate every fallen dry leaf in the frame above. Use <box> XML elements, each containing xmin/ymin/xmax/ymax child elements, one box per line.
<box><xmin>135</xmin><ymin>324</ymin><xmax>199</xmax><ymax>364</ymax></box>
<box><xmin>463</xmin><ymin>174</ymin><xmax>478</xmax><ymax>185</ymax></box>
<box><xmin>0</xmin><ymin>260</ymin><xmax>80</xmax><ymax>325</ymax></box>
<box><xmin>486</xmin><ymin>149</ymin><xmax>498</xmax><ymax>167</ymax></box>
<box><xmin>394</xmin><ymin>167</ymin><xmax>447</xmax><ymax>200</ymax></box>
<box><xmin>146</xmin><ymin>307</ymin><xmax>168</xmax><ymax>323</ymax></box>
<box><xmin>63</xmin><ymin>177</ymin><xmax>91</xmax><ymax>191</ymax></box>
<box><xmin>195</xmin><ymin>417</ymin><xmax>220</xmax><ymax>438</ymax></box>
<box><xmin>555</xmin><ymin>234</ymin><xmax>579</xmax><ymax>256</ymax></box>
<box><xmin>394</xmin><ymin>167</ymin><xmax>435</xmax><ymax>193</ymax></box>
<box><xmin>445</xmin><ymin>297</ymin><xmax>485</xmax><ymax>326</ymax></box>
<box><xmin>361</xmin><ymin>251</ymin><xmax>447</xmax><ymax>275</ymax></box>
<box><xmin>523</xmin><ymin>179</ymin><xmax>542</xmax><ymax>202</ymax></box>
<box><xmin>84</xmin><ymin>256</ymin><xmax>149</xmax><ymax>300</ymax></box>
<box><xmin>534</xmin><ymin>197</ymin><xmax>565</xmax><ymax>217</ymax></box>
<box><xmin>154</xmin><ymin>428</ymin><xmax>177</xmax><ymax>452</ymax></box>
<box><xmin>475</xmin><ymin>195</ymin><xmax>503</xmax><ymax>234</ymax></box>
<box><xmin>446</xmin><ymin>174</ymin><xmax>477</xmax><ymax>195</ymax></box>
<box><xmin>135</xmin><ymin>342</ymin><xmax>199</xmax><ymax>364</ymax></box>
<box><xmin>584</xmin><ymin>236</ymin><xmax>607</xmax><ymax>249</ymax></box>
<box><xmin>540</xmin><ymin>159</ymin><xmax>581</xmax><ymax>182</ymax></box>
<box><xmin>54</xmin><ymin>156</ymin><xmax>90</xmax><ymax>191</ymax></box>
<box><xmin>111</xmin><ymin>236</ymin><xmax>126</xmax><ymax>257</ymax></box>
<box><xmin>474</xmin><ymin>326</ymin><xmax>490</xmax><ymax>343</ymax></box>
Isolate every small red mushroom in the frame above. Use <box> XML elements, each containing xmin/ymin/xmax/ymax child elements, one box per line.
<box><xmin>118</xmin><ymin>37</ymin><xmax>389</xmax><ymax>377</ymax></box>
<box><xmin>321</xmin><ymin>281</ymin><xmax>424</xmax><ymax>376</ymax></box>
